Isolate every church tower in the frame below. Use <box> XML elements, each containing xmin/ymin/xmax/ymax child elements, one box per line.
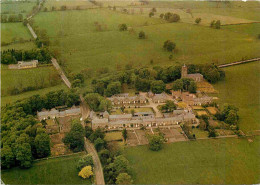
<box><xmin>181</xmin><ymin>64</ymin><xmax>188</xmax><ymax>78</ymax></box>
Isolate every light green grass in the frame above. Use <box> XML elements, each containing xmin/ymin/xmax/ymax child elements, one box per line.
<box><xmin>1</xmin><ymin>84</ymin><xmax>67</xmax><ymax>106</ymax></box>
<box><xmin>1</xmin><ymin>23</ymin><xmax>33</xmax><ymax>43</ymax></box>
<box><xmin>33</xmin><ymin>9</ymin><xmax>259</xmax><ymax>74</ymax></box>
<box><xmin>124</xmin><ymin>137</ymin><xmax>260</xmax><ymax>184</ymax></box>
<box><xmin>105</xmin><ymin>131</ymin><xmax>122</xmax><ymax>141</ymax></box>
<box><xmin>1</xmin><ymin>65</ymin><xmax>62</xmax><ymax>96</ymax></box>
<box><xmin>1</xmin><ymin>153</ymin><xmax>91</xmax><ymax>184</ymax></box>
<box><xmin>191</xmin><ymin>128</ymin><xmax>208</xmax><ymax>138</ymax></box>
<box><xmin>1</xmin><ymin>42</ymin><xmax>36</xmax><ymax>51</ymax></box>
<box><xmin>124</xmin><ymin>107</ymin><xmax>153</xmax><ymax>113</ymax></box>
<box><xmin>44</xmin><ymin>0</ymin><xmax>97</xmax><ymax>10</ymax></box>
<box><xmin>1</xmin><ymin>1</ymin><xmax>36</xmax><ymax>15</ymax></box>
<box><xmin>213</xmin><ymin>62</ymin><xmax>260</xmax><ymax>133</ymax></box>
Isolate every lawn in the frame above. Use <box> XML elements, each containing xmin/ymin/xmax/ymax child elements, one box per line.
<box><xmin>213</xmin><ymin>62</ymin><xmax>260</xmax><ymax>133</ymax></box>
<box><xmin>191</xmin><ymin>128</ymin><xmax>208</xmax><ymax>139</ymax></box>
<box><xmin>105</xmin><ymin>131</ymin><xmax>122</xmax><ymax>141</ymax></box>
<box><xmin>1</xmin><ymin>23</ymin><xmax>33</xmax><ymax>43</ymax></box>
<box><xmin>124</xmin><ymin>137</ymin><xmax>260</xmax><ymax>184</ymax></box>
<box><xmin>33</xmin><ymin>8</ymin><xmax>260</xmax><ymax>74</ymax></box>
<box><xmin>1</xmin><ymin>1</ymin><xmax>36</xmax><ymax>15</ymax></box>
<box><xmin>124</xmin><ymin>107</ymin><xmax>154</xmax><ymax>113</ymax></box>
<box><xmin>1</xmin><ymin>153</ymin><xmax>92</xmax><ymax>184</ymax></box>
<box><xmin>1</xmin><ymin>65</ymin><xmax>62</xmax><ymax>97</ymax></box>
<box><xmin>44</xmin><ymin>0</ymin><xmax>98</xmax><ymax>10</ymax></box>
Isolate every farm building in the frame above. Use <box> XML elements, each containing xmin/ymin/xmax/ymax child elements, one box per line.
<box><xmin>8</xmin><ymin>60</ymin><xmax>39</xmax><ymax>69</ymax></box>
<box><xmin>37</xmin><ymin>106</ymin><xmax>81</xmax><ymax>120</ymax></box>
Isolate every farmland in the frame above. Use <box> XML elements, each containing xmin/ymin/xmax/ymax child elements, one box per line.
<box><xmin>124</xmin><ymin>137</ymin><xmax>260</xmax><ymax>184</ymax></box>
<box><xmin>213</xmin><ymin>62</ymin><xmax>260</xmax><ymax>133</ymax></box>
<box><xmin>1</xmin><ymin>153</ymin><xmax>91</xmax><ymax>184</ymax></box>
<box><xmin>1</xmin><ymin>1</ymin><xmax>36</xmax><ymax>15</ymax></box>
<box><xmin>32</xmin><ymin>2</ymin><xmax>260</xmax><ymax>74</ymax></box>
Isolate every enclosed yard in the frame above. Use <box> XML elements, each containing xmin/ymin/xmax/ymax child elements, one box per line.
<box><xmin>124</xmin><ymin>137</ymin><xmax>260</xmax><ymax>184</ymax></box>
<box><xmin>206</xmin><ymin>107</ymin><xmax>218</xmax><ymax>115</ymax></box>
<box><xmin>1</xmin><ymin>153</ymin><xmax>90</xmax><ymax>184</ymax></box>
<box><xmin>105</xmin><ymin>131</ymin><xmax>122</xmax><ymax>142</ymax></box>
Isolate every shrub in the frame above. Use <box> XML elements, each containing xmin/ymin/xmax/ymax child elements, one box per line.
<box><xmin>77</xmin><ymin>154</ymin><xmax>94</xmax><ymax>171</ymax></box>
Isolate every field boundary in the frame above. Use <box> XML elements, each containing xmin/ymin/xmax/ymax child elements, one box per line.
<box><xmin>221</xmin><ymin>21</ymin><xmax>260</xmax><ymax>26</ymax></box>
<box><xmin>33</xmin><ymin>151</ymin><xmax>85</xmax><ymax>162</ymax></box>
<box><xmin>218</xmin><ymin>57</ymin><xmax>260</xmax><ymax>68</ymax></box>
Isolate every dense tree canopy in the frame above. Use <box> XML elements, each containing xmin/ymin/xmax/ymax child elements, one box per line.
<box><xmin>84</xmin><ymin>93</ymin><xmax>112</xmax><ymax>112</ymax></box>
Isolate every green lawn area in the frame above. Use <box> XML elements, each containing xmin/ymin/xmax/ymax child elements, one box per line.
<box><xmin>1</xmin><ymin>1</ymin><xmax>36</xmax><ymax>15</ymax></box>
<box><xmin>33</xmin><ymin>8</ymin><xmax>260</xmax><ymax>74</ymax></box>
<box><xmin>124</xmin><ymin>107</ymin><xmax>154</xmax><ymax>113</ymax></box>
<box><xmin>43</xmin><ymin>0</ymin><xmax>97</xmax><ymax>10</ymax></box>
<box><xmin>1</xmin><ymin>153</ymin><xmax>91</xmax><ymax>184</ymax></box>
<box><xmin>105</xmin><ymin>131</ymin><xmax>122</xmax><ymax>141</ymax></box>
<box><xmin>1</xmin><ymin>65</ymin><xmax>62</xmax><ymax>97</ymax></box>
<box><xmin>1</xmin><ymin>23</ymin><xmax>33</xmax><ymax>43</ymax></box>
<box><xmin>124</xmin><ymin>137</ymin><xmax>260</xmax><ymax>184</ymax></box>
<box><xmin>191</xmin><ymin>128</ymin><xmax>208</xmax><ymax>139</ymax></box>
<box><xmin>213</xmin><ymin>62</ymin><xmax>260</xmax><ymax>133</ymax></box>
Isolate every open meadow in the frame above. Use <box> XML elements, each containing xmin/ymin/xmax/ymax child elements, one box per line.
<box><xmin>213</xmin><ymin>62</ymin><xmax>260</xmax><ymax>133</ymax></box>
<box><xmin>124</xmin><ymin>137</ymin><xmax>260</xmax><ymax>184</ymax></box>
<box><xmin>1</xmin><ymin>153</ymin><xmax>91</xmax><ymax>184</ymax></box>
<box><xmin>32</xmin><ymin>1</ymin><xmax>260</xmax><ymax>74</ymax></box>
<box><xmin>1</xmin><ymin>1</ymin><xmax>36</xmax><ymax>15</ymax></box>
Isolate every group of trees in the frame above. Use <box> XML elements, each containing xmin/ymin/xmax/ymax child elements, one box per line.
<box><xmin>1</xmin><ymin>14</ymin><xmax>23</xmax><ymax>23</ymax></box>
<box><xmin>1</xmin><ymin>48</ymin><xmax>52</xmax><ymax>65</ymax></box>
<box><xmin>77</xmin><ymin>154</ymin><xmax>94</xmax><ymax>180</ymax></box>
<box><xmin>148</xmin><ymin>134</ymin><xmax>164</xmax><ymax>151</ymax></box>
<box><xmin>172</xmin><ymin>78</ymin><xmax>197</xmax><ymax>93</ymax></box>
<box><xmin>72</xmin><ymin>73</ymin><xmax>85</xmax><ymax>88</ymax></box>
<box><xmin>215</xmin><ymin>104</ymin><xmax>239</xmax><ymax>126</ymax></box>
<box><xmin>163</xmin><ymin>40</ymin><xmax>176</xmax><ymax>52</ymax></box>
<box><xmin>158</xmin><ymin>100</ymin><xmax>177</xmax><ymax>113</ymax></box>
<box><xmin>195</xmin><ymin>17</ymin><xmax>202</xmax><ymax>24</ymax></box>
<box><xmin>210</xmin><ymin>20</ymin><xmax>221</xmax><ymax>29</ymax></box>
<box><xmin>119</xmin><ymin>24</ymin><xmax>127</xmax><ymax>31</ymax></box>
<box><xmin>84</xmin><ymin>93</ymin><xmax>112</xmax><ymax>112</ymax></box>
<box><xmin>160</xmin><ymin>12</ymin><xmax>180</xmax><ymax>22</ymax></box>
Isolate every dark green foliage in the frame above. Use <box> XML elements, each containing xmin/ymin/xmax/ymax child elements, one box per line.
<box><xmin>1</xmin><ymin>14</ymin><xmax>23</xmax><ymax>23</ymax></box>
<box><xmin>210</xmin><ymin>20</ymin><xmax>221</xmax><ymax>29</ymax></box>
<box><xmin>105</xmin><ymin>81</ymin><xmax>122</xmax><ymax>97</ymax></box>
<box><xmin>163</xmin><ymin>40</ymin><xmax>176</xmax><ymax>52</ymax></box>
<box><xmin>98</xmin><ymin>149</ymin><xmax>110</xmax><ymax>165</ymax></box>
<box><xmin>1</xmin><ymin>48</ymin><xmax>52</xmax><ymax>65</ymax></box>
<box><xmin>89</xmin><ymin>128</ymin><xmax>105</xmax><ymax>142</ymax></box>
<box><xmin>85</xmin><ymin>93</ymin><xmax>112</xmax><ymax>112</ymax></box>
<box><xmin>15</xmin><ymin>143</ymin><xmax>32</xmax><ymax>168</ymax></box>
<box><xmin>63</xmin><ymin>121</ymin><xmax>85</xmax><ymax>152</ymax></box>
<box><xmin>94</xmin><ymin>138</ymin><xmax>105</xmax><ymax>152</ymax></box>
<box><xmin>195</xmin><ymin>17</ymin><xmax>201</xmax><ymax>24</ymax></box>
<box><xmin>1</xmin><ymin>146</ymin><xmax>15</xmax><ymax>169</ymax></box>
<box><xmin>122</xmin><ymin>129</ymin><xmax>127</xmax><ymax>142</ymax></box>
<box><xmin>139</xmin><ymin>31</ymin><xmax>146</xmax><ymax>39</ymax></box>
<box><xmin>151</xmin><ymin>80</ymin><xmax>166</xmax><ymax>94</ymax></box>
<box><xmin>216</xmin><ymin>104</ymin><xmax>239</xmax><ymax>125</ymax></box>
<box><xmin>135</xmin><ymin>78</ymin><xmax>151</xmax><ymax>92</ymax></box>
<box><xmin>148</xmin><ymin>135</ymin><xmax>164</xmax><ymax>151</ymax></box>
<box><xmin>34</xmin><ymin>133</ymin><xmax>51</xmax><ymax>158</ymax></box>
<box><xmin>208</xmin><ymin>128</ymin><xmax>217</xmax><ymax>137</ymax></box>
<box><xmin>116</xmin><ymin>173</ymin><xmax>133</xmax><ymax>184</ymax></box>
<box><xmin>172</xmin><ymin>78</ymin><xmax>196</xmax><ymax>92</ymax></box>
<box><xmin>159</xmin><ymin>100</ymin><xmax>176</xmax><ymax>113</ymax></box>
<box><xmin>164</xmin><ymin>12</ymin><xmax>180</xmax><ymax>22</ymax></box>
<box><xmin>85</xmin><ymin>126</ymin><xmax>94</xmax><ymax>138</ymax></box>
<box><xmin>149</xmin><ymin>12</ymin><xmax>154</xmax><ymax>17</ymax></box>
<box><xmin>119</xmin><ymin>24</ymin><xmax>127</xmax><ymax>31</ymax></box>
<box><xmin>77</xmin><ymin>154</ymin><xmax>94</xmax><ymax>171</ymax></box>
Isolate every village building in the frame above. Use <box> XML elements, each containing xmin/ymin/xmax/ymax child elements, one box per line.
<box><xmin>152</xmin><ymin>93</ymin><xmax>168</xmax><ymax>103</ymax></box>
<box><xmin>172</xmin><ymin>91</ymin><xmax>213</xmax><ymax>106</ymax></box>
<box><xmin>37</xmin><ymin>105</ymin><xmax>81</xmax><ymax>120</ymax></box>
<box><xmin>8</xmin><ymin>60</ymin><xmax>39</xmax><ymax>69</ymax></box>
<box><xmin>108</xmin><ymin>93</ymin><xmax>147</xmax><ymax>106</ymax></box>
<box><xmin>181</xmin><ymin>64</ymin><xmax>203</xmax><ymax>82</ymax></box>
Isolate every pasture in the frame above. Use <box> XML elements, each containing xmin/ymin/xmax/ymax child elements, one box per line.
<box><xmin>1</xmin><ymin>153</ymin><xmax>91</xmax><ymax>184</ymax></box>
<box><xmin>213</xmin><ymin>62</ymin><xmax>260</xmax><ymax>133</ymax></box>
<box><xmin>1</xmin><ymin>1</ymin><xmax>36</xmax><ymax>15</ymax></box>
<box><xmin>33</xmin><ymin>7</ymin><xmax>260</xmax><ymax>74</ymax></box>
<box><xmin>124</xmin><ymin>137</ymin><xmax>260</xmax><ymax>184</ymax></box>
<box><xmin>43</xmin><ymin>0</ymin><xmax>98</xmax><ymax>10</ymax></box>
<box><xmin>1</xmin><ymin>65</ymin><xmax>62</xmax><ymax>97</ymax></box>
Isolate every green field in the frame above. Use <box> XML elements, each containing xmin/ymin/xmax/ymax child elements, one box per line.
<box><xmin>213</xmin><ymin>62</ymin><xmax>260</xmax><ymax>133</ymax></box>
<box><xmin>1</xmin><ymin>23</ymin><xmax>33</xmax><ymax>43</ymax></box>
<box><xmin>33</xmin><ymin>6</ymin><xmax>260</xmax><ymax>74</ymax></box>
<box><xmin>1</xmin><ymin>153</ymin><xmax>92</xmax><ymax>184</ymax></box>
<box><xmin>44</xmin><ymin>0</ymin><xmax>97</xmax><ymax>10</ymax></box>
<box><xmin>1</xmin><ymin>65</ymin><xmax>62</xmax><ymax>97</ymax></box>
<box><xmin>1</xmin><ymin>1</ymin><xmax>36</xmax><ymax>15</ymax></box>
<box><xmin>124</xmin><ymin>137</ymin><xmax>260</xmax><ymax>184</ymax></box>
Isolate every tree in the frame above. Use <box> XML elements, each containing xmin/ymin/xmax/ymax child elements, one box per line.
<box><xmin>151</xmin><ymin>80</ymin><xmax>165</xmax><ymax>94</ymax></box>
<box><xmin>1</xmin><ymin>145</ymin><xmax>15</xmax><ymax>169</ymax></box>
<box><xmin>159</xmin><ymin>13</ymin><xmax>164</xmax><ymax>19</ymax></box>
<box><xmin>34</xmin><ymin>133</ymin><xmax>50</xmax><ymax>158</ymax></box>
<box><xmin>151</xmin><ymin>7</ymin><xmax>157</xmax><ymax>13</ymax></box>
<box><xmin>163</xmin><ymin>40</ymin><xmax>176</xmax><ymax>52</ymax></box>
<box><xmin>63</xmin><ymin>121</ymin><xmax>85</xmax><ymax>152</ymax></box>
<box><xmin>119</xmin><ymin>24</ymin><xmax>127</xmax><ymax>31</ymax></box>
<box><xmin>15</xmin><ymin>143</ymin><xmax>32</xmax><ymax>168</ymax></box>
<box><xmin>60</xmin><ymin>5</ymin><xmax>67</xmax><ymax>11</ymax></box>
<box><xmin>225</xmin><ymin>110</ymin><xmax>238</xmax><ymax>125</ymax></box>
<box><xmin>85</xmin><ymin>93</ymin><xmax>112</xmax><ymax>112</ymax></box>
<box><xmin>89</xmin><ymin>127</ymin><xmax>105</xmax><ymax>142</ymax></box>
<box><xmin>169</xmin><ymin>13</ymin><xmax>180</xmax><ymax>22</ymax></box>
<box><xmin>195</xmin><ymin>17</ymin><xmax>201</xmax><ymax>24</ymax></box>
<box><xmin>148</xmin><ymin>135</ymin><xmax>164</xmax><ymax>151</ymax></box>
<box><xmin>138</xmin><ymin>31</ymin><xmax>145</xmax><ymax>39</ymax></box>
<box><xmin>172</xmin><ymin>79</ymin><xmax>183</xmax><ymax>91</ymax></box>
<box><xmin>44</xmin><ymin>7</ymin><xmax>48</xmax><ymax>12</ymax></box>
<box><xmin>113</xmin><ymin>155</ymin><xmax>130</xmax><ymax>175</ymax></box>
<box><xmin>149</xmin><ymin>12</ymin><xmax>154</xmax><ymax>18</ymax></box>
<box><xmin>208</xmin><ymin>128</ymin><xmax>217</xmax><ymax>137</ymax></box>
<box><xmin>98</xmin><ymin>149</ymin><xmax>110</xmax><ymax>165</ymax></box>
<box><xmin>215</xmin><ymin>20</ymin><xmax>221</xmax><ymax>29</ymax></box>
<box><xmin>116</xmin><ymin>173</ymin><xmax>133</xmax><ymax>184</ymax></box>
<box><xmin>77</xmin><ymin>154</ymin><xmax>94</xmax><ymax>170</ymax></box>
<box><xmin>94</xmin><ymin>138</ymin><xmax>105</xmax><ymax>152</ymax></box>
<box><xmin>188</xmin><ymin>81</ymin><xmax>197</xmax><ymax>93</ymax></box>
<box><xmin>78</xmin><ymin>166</ymin><xmax>93</xmax><ymax>179</ymax></box>
<box><xmin>105</xmin><ymin>81</ymin><xmax>121</xmax><ymax>97</ymax></box>
<box><xmin>135</xmin><ymin>78</ymin><xmax>151</xmax><ymax>92</ymax></box>
<box><xmin>122</xmin><ymin>128</ymin><xmax>127</xmax><ymax>142</ymax></box>
<box><xmin>159</xmin><ymin>100</ymin><xmax>176</xmax><ymax>113</ymax></box>
<box><xmin>210</xmin><ymin>20</ymin><xmax>216</xmax><ymax>27</ymax></box>
<box><xmin>85</xmin><ymin>126</ymin><xmax>93</xmax><ymax>138</ymax></box>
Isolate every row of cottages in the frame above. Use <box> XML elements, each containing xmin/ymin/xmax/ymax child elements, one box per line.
<box><xmin>172</xmin><ymin>91</ymin><xmax>212</xmax><ymax>106</ymax></box>
<box><xmin>37</xmin><ymin>106</ymin><xmax>81</xmax><ymax>120</ymax></box>
<box><xmin>151</xmin><ymin>93</ymin><xmax>168</xmax><ymax>103</ymax></box>
<box><xmin>108</xmin><ymin>93</ymin><xmax>147</xmax><ymax>106</ymax></box>
<box><xmin>91</xmin><ymin>112</ymin><xmax>197</xmax><ymax>130</ymax></box>
<box><xmin>8</xmin><ymin>60</ymin><xmax>39</xmax><ymax>69</ymax></box>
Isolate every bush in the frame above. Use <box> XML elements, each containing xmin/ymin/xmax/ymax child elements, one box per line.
<box><xmin>148</xmin><ymin>135</ymin><xmax>164</xmax><ymax>151</ymax></box>
<box><xmin>94</xmin><ymin>138</ymin><xmax>105</xmax><ymax>152</ymax></box>
<box><xmin>119</xmin><ymin>24</ymin><xmax>127</xmax><ymax>31</ymax></box>
<box><xmin>77</xmin><ymin>154</ymin><xmax>94</xmax><ymax>171</ymax></box>
<box><xmin>139</xmin><ymin>31</ymin><xmax>145</xmax><ymax>39</ymax></box>
<box><xmin>163</xmin><ymin>40</ymin><xmax>176</xmax><ymax>52</ymax></box>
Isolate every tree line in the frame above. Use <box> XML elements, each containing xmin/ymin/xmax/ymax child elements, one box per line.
<box><xmin>1</xmin><ymin>48</ymin><xmax>52</xmax><ymax>65</ymax></box>
<box><xmin>1</xmin><ymin>90</ymin><xmax>80</xmax><ymax>169</ymax></box>
<box><xmin>1</xmin><ymin>14</ymin><xmax>23</xmax><ymax>23</ymax></box>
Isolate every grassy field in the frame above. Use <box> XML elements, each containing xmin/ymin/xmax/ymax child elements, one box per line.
<box><xmin>1</xmin><ymin>65</ymin><xmax>62</xmax><ymax>97</ymax></box>
<box><xmin>1</xmin><ymin>1</ymin><xmax>36</xmax><ymax>15</ymax></box>
<box><xmin>44</xmin><ymin>0</ymin><xmax>98</xmax><ymax>10</ymax></box>
<box><xmin>213</xmin><ymin>62</ymin><xmax>260</xmax><ymax>133</ymax></box>
<box><xmin>124</xmin><ymin>137</ymin><xmax>260</xmax><ymax>184</ymax></box>
<box><xmin>1</xmin><ymin>153</ymin><xmax>92</xmax><ymax>184</ymax></box>
<box><xmin>33</xmin><ymin>7</ymin><xmax>260</xmax><ymax>74</ymax></box>
<box><xmin>1</xmin><ymin>23</ymin><xmax>33</xmax><ymax>43</ymax></box>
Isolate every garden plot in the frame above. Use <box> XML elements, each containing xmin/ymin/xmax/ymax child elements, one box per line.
<box><xmin>126</xmin><ymin>130</ymin><xmax>139</xmax><ymax>146</ymax></box>
<box><xmin>206</xmin><ymin>107</ymin><xmax>218</xmax><ymax>115</ymax></box>
<box><xmin>50</xmin><ymin>133</ymin><xmax>72</xmax><ymax>156</ymax></box>
<box><xmin>58</xmin><ymin>115</ymin><xmax>80</xmax><ymax>133</ymax></box>
<box><xmin>169</xmin><ymin>127</ymin><xmax>187</xmax><ymax>142</ymax></box>
<box><xmin>135</xmin><ymin>129</ymin><xmax>149</xmax><ymax>145</ymax></box>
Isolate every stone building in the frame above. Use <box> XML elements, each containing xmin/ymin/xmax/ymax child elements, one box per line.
<box><xmin>152</xmin><ymin>93</ymin><xmax>168</xmax><ymax>103</ymax></box>
<box><xmin>108</xmin><ymin>93</ymin><xmax>147</xmax><ymax>106</ymax></box>
<box><xmin>181</xmin><ymin>64</ymin><xmax>203</xmax><ymax>82</ymax></box>
<box><xmin>37</xmin><ymin>106</ymin><xmax>81</xmax><ymax>120</ymax></box>
<box><xmin>8</xmin><ymin>60</ymin><xmax>39</xmax><ymax>69</ymax></box>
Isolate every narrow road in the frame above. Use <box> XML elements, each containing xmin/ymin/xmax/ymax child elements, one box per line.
<box><xmin>218</xmin><ymin>57</ymin><xmax>260</xmax><ymax>68</ymax></box>
<box><xmin>51</xmin><ymin>58</ymin><xmax>71</xmax><ymax>88</ymax></box>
